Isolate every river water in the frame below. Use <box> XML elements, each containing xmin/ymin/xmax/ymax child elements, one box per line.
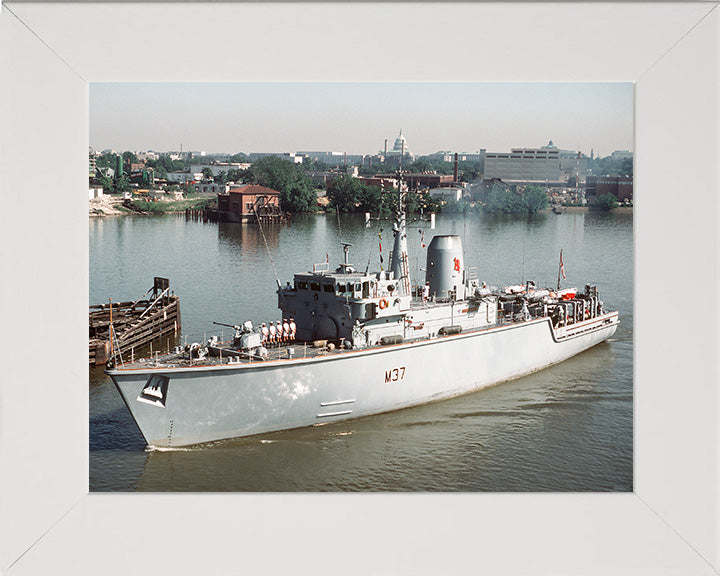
<box><xmin>89</xmin><ymin>209</ymin><xmax>633</xmax><ymax>492</ymax></box>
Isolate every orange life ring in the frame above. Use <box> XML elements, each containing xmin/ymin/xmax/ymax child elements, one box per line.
<box><xmin>379</xmin><ymin>298</ymin><xmax>388</xmax><ymax>310</ymax></box>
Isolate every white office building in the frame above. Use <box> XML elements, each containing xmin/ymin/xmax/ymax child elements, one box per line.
<box><xmin>428</xmin><ymin>186</ymin><xmax>465</xmax><ymax>202</ymax></box>
<box><xmin>298</xmin><ymin>151</ymin><xmax>365</xmax><ymax>167</ymax></box>
<box><xmin>166</xmin><ymin>172</ymin><xmax>202</xmax><ymax>183</ymax></box>
<box><xmin>247</xmin><ymin>152</ymin><xmax>303</xmax><ymax>164</ymax></box>
<box><xmin>189</xmin><ymin>163</ymin><xmax>251</xmax><ymax>176</ymax></box>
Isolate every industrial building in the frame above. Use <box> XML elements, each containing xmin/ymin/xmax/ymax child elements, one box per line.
<box><xmin>585</xmin><ymin>176</ymin><xmax>633</xmax><ymax>203</ymax></box>
<box><xmin>484</xmin><ymin>147</ymin><xmax>561</xmax><ymax>182</ymax></box>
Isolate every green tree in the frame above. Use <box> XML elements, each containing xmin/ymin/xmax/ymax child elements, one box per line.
<box><xmin>408</xmin><ymin>158</ymin><xmax>454</xmax><ymax>175</ymax></box>
<box><xmin>414</xmin><ymin>189</ymin><xmax>442</xmax><ymax>215</ymax></box>
<box><xmin>595</xmin><ymin>192</ymin><xmax>618</xmax><ymax>211</ymax></box>
<box><xmin>621</xmin><ymin>158</ymin><xmax>633</xmax><ymax>177</ymax></box>
<box><xmin>327</xmin><ymin>175</ymin><xmax>363</xmax><ymax>212</ymax></box>
<box><xmin>380</xmin><ymin>189</ymin><xmax>426</xmax><ymax>216</ymax></box>
<box><xmin>458</xmin><ymin>161</ymin><xmax>482</xmax><ymax>182</ymax></box>
<box><xmin>147</xmin><ymin>156</ymin><xmax>186</xmax><ymax>174</ymax></box>
<box><xmin>201</xmin><ymin>167</ymin><xmax>214</xmax><ymax>181</ymax></box>
<box><xmin>358</xmin><ymin>165</ymin><xmax>378</xmax><ymax>177</ymax></box>
<box><xmin>230</xmin><ymin>153</ymin><xmax>250</xmax><ymax>163</ymax></box>
<box><xmin>523</xmin><ymin>185</ymin><xmax>549</xmax><ymax>213</ymax></box>
<box><xmin>301</xmin><ymin>158</ymin><xmax>330</xmax><ymax>172</ymax></box>
<box><xmin>96</xmin><ymin>152</ymin><xmax>117</xmax><ymax>169</ymax></box>
<box><xmin>442</xmin><ymin>197</ymin><xmax>478</xmax><ymax>214</ymax></box>
<box><xmin>95</xmin><ymin>172</ymin><xmax>115</xmax><ymax>194</ymax></box>
<box><xmin>245</xmin><ymin>156</ymin><xmax>316</xmax><ymax>212</ymax></box>
<box><xmin>356</xmin><ymin>183</ymin><xmax>383</xmax><ymax>214</ymax></box>
<box><xmin>590</xmin><ymin>155</ymin><xmax>633</xmax><ymax>177</ymax></box>
<box><xmin>482</xmin><ymin>186</ymin><xmax>525</xmax><ymax>213</ymax></box>
<box><xmin>115</xmin><ymin>175</ymin><xmax>131</xmax><ymax>193</ymax></box>
<box><xmin>226</xmin><ymin>168</ymin><xmax>244</xmax><ymax>182</ymax></box>
<box><xmin>281</xmin><ymin>183</ymin><xmax>317</xmax><ymax>212</ymax></box>
<box><xmin>122</xmin><ymin>151</ymin><xmax>139</xmax><ymax>164</ymax></box>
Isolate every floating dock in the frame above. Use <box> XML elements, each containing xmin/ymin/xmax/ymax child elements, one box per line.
<box><xmin>89</xmin><ymin>277</ymin><xmax>181</xmax><ymax>366</ymax></box>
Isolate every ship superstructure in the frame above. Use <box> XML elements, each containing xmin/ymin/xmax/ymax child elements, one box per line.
<box><xmin>107</xmin><ymin>172</ymin><xmax>618</xmax><ymax>448</ymax></box>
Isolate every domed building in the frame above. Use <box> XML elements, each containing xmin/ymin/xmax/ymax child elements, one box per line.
<box><xmin>380</xmin><ymin>129</ymin><xmax>415</xmax><ymax>163</ymax></box>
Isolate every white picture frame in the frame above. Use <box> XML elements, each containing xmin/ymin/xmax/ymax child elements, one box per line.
<box><xmin>1</xmin><ymin>2</ymin><xmax>717</xmax><ymax>574</ymax></box>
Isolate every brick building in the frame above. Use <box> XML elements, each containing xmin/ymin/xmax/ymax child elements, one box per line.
<box><xmin>217</xmin><ymin>184</ymin><xmax>282</xmax><ymax>222</ymax></box>
<box><xmin>585</xmin><ymin>176</ymin><xmax>633</xmax><ymax>203</ymax></box>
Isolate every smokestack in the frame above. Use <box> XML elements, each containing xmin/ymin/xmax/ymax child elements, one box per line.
<box><xmin>384</xmin><ymin>139</ymin><xmax>388</xmax><ymax>156</ymax></box>
<box><xmin>453</xmin><ymin>152</ymin><xmax>459</xmax><ymax>182</ymax></box>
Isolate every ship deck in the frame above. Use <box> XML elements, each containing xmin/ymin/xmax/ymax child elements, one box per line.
<box><xmin>110</xmin><ymin>338</ymin><xmax>359</xmax><ymax>372</ymax></box>
<box><xmin>109</xmin><ymin>316</ymin><xmax>516</xmax><ymax>373</ymax></box>
<box><xmin>107</xmin><ymin>306</ymin><xmax>617</xmax><ymax>374</ymax></box>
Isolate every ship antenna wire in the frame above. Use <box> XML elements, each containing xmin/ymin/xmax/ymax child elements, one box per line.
<box><xmin>336</xmin><ymin>204</ymin><xmax>344</xmax><ymax>244</ymax></box>
<box><xmin>521</xmin><ymin>227</ymin><xmax>526</xmax><ymax>285</ymax></box>
<box><xmin>364</xmin><ymin>208</ymin><xmax>382</xmax><ymax>275</ymax></box>
<box><xmin>253</xmin><ymin>201</ymin><xmax>285</xmax><ymax>304</ymax></box>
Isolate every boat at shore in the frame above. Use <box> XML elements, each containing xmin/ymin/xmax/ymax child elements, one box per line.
<box><xmin>107</xmin><ymin>174</ymin><xmax>618</xmax><ymax>448</ymax></box>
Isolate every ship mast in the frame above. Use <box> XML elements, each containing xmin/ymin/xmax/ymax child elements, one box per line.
<box><xmin>390</xmin><ymin>138</ymin><xmax>411</xmax><ymax>296</ymax></box>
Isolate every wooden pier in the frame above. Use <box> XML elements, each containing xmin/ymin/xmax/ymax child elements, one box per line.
<box><xmin>189</xmin><ymin>205</ymin><xmax>288</xmax><ymax>224</ymax></box>
<box><xmin>185</xmin><ymin>208</ymin><xmax>211</xmax><ymax>222</ymax></box>
<box><xmin>89</xmin><ymin>277</ymin><xmax>181</xmax><ymax>366</ymax></box>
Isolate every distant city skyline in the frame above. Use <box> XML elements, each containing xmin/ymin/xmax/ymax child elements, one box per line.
<box><xmin>90</xmin><ymin>82</ymin><xmax>633</xmax><ymax>158</ymax></box>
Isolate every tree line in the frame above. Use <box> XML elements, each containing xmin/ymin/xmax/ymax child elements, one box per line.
<box><xmin>93</xmin><ymin>150</ymin><xmax>628</xmax><ymax>214</ymax></box>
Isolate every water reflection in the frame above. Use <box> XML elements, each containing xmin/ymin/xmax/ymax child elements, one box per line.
<box><xmin>218</xmin><ymin>221</ymin><xmax>282</xmax><ymax>252</ymax></box>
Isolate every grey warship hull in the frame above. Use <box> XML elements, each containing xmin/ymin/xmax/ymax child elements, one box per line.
<box><xmin>109</xmin><ymin>312</ymin><xmax>618</xmax><ymax>448</ymax></box>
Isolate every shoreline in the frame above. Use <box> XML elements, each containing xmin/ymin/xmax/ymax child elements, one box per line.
<box><xmin>557</xmin><ymin>205</ymin><xmax>633</xmax><ymax>213</ymax></box>
<box><xmin>89</xmin><ymin>195</ymin><xmax>214</xmax><ymax>217</ymax></box>
<box><xmin>89</xmin><ymin>196</ymin><xmax>633</xmax><ymax>218</ymax></box>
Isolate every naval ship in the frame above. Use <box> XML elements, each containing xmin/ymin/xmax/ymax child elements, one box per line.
<box><xmin>107</xmin><ymin>178</ymin><xmax>619</xmax><ymax>448</ymax></box>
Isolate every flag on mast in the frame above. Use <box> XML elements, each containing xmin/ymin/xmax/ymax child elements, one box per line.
<box><xmin>557</xmin><ymin>249</ymin><xmax>566</xmax><ymax>290</ymax></box>
<box><xmin>378</xmin><ymin>231</ymin><xmax>384</xmax><ymax>269</ymax></box>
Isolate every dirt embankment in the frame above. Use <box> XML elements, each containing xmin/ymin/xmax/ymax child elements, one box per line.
<box><xmin>89</xmin><ymin>196</ymin><xmax>126</xmax><ymax>216</ymax></box>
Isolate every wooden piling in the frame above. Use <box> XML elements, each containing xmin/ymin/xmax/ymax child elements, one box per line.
<box><xmin>89</xmin><ymin>278</ymin><xmax>181</xmax><ymax>366</ymax></box>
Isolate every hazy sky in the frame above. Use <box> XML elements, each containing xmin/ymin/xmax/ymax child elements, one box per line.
<box><xmin>90</xmin><ymin>82</ymin><xmax>633</xmax><ymax>157</ymax></box>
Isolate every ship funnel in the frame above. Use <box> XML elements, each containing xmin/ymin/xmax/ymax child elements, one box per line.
<box><xmin>425</xmin><ymin>235</ymin><xmax>465</xmax><ymax>301</ymax></box>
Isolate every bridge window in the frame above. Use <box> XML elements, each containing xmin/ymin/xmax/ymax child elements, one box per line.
<box><xmin>323</xmin><ymin>283</ymin><xmax>335</xmax><ymax>293</ymax></box>
<box><xmin>310</xmin><ymin>282</ymin><xmax>321</xmax><ymax>291</ymax></box>
<box><xmin>296</xmin><ymin>280</ymin><xmax>308</xmax><ymax>290</ymax></box>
